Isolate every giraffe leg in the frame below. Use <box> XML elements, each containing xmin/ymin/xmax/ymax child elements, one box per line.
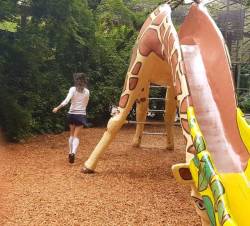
<box><xmin>132</xmin><ymin>85</ymin><xmax>149</xmax><ymax>147</ymax></box>
<box><xmin>164</xmin><ymin>85</ymin><xmax>177</xmax><ymax>150</ymax></box>
<box><xmin>82</xmin><ymin>89</ymin><xmax>142</xmax><ymax>173</ymax></box>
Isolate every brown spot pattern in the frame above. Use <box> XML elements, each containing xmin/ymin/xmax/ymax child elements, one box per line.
<box><xmin>171</xmin><ymin>50</ymin><xmax>178</xmax><ymax>72</ymax></box>
<box><xmin>187</xmin><ymin>145</ymin><xmax>196</xmax><ymax>154</ymax></box>
<box><xmin>131</xmin><ymin>62</ymin><xmax>142</xmax><ymax>75</ymax></box>
<box><xmin>139</xmin><ymin>42</ymin><xmax>152</xmax><ymax>57</ymax></box>
<box><xmin>129</xmin><ymin>77</ymin><xmax>138</xmax><ymax>90</ymax></box>
<box><xmin>180</xmin><ymin>96</ymin><xmax>193</xmax><ymax>114</ymax></box>
<box><xmin>181</xmin><ymin>118</ymin><xmax>190</xmax><ymax>134</ymax></box>
<box><xmin>180</xmin><ymin>97</ymin><xmax>188</xmax><ymax>114</ymax></box>
<box><xmin>139</xmin><ymin>29</ymin><xmax>163</xmax><ymax>59</ymax></box>
<box><xmin>179</xmin><ymin>168</ymin><xmax>192</xmax><ymax>180</ymax></box>
<box><xmin>176</xmin><ymin>72</ymin><xmax>182</xmax><ymax>95</ymax></box>
<box><xmin>119</xmin><ymin>94</ymin><xmax>129</xmax><ymax>108</ymax></box>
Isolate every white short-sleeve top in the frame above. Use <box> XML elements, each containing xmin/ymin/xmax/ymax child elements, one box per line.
<box><xmin>60</xmin><ymin>87</ymin><xmax>90</xmax><ymax>115</ymax></box>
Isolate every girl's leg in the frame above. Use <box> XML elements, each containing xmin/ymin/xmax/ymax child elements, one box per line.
<box><xmin>71</xmin><ymin>126</ymin><xmax>82</xmax><ymax>155</ymax></box>
<box><xmin>68</xmin><ymin>124</ymin><xmax>75</xmax><ymax>154</ymax></box>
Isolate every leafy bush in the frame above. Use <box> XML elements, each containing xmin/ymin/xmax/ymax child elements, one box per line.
<box><xmin>238</xmin><ymin>93</ymin><xmax>250</xmax><ymax>113</ymax></box>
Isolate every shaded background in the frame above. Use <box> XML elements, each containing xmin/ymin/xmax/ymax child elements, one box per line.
<box><xmin>0</xmin><ymin>0</ymin><xmax>249</xmax><ymax>141</ymax></box>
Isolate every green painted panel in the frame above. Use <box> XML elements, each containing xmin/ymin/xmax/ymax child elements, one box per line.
<box><xmin>203</xmin><ymin>196</ymin><xmax>216</xmax><ymax>226</ymax></box>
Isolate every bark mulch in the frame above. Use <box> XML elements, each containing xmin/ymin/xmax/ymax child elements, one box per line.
<box><xmin>0</xmin><ymin>125</ymin><xmax>201</xmax><ymax>226</ymax></box>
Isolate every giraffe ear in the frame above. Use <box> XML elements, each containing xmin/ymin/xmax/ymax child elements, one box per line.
<box><xmin>172</xmin><ymin>163</ymin><xmax>193</xmax><ymax>184</ymax></box>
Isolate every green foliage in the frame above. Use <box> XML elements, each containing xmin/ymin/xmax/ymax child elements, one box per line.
<box><xmin>0</xmin><ymin>0</ymin><xmax>17</xmax><ymax>21</ymax></box>
<box><xmin>0</xmin><ymin>0</ymin><xmax>146</xmax><ymax>141</ymax></box>
<box><xmin>0</xmin><ymin>91</ymin><xmax>32</xmax><ymax>141</ymax></box>
<box><xmin>237</xmin><ymin>64</ymin><xmax>250</xmax><ymax>113</ymax></box>
<box><xmin>0</xmin><ymin>20</ymin><xmax>17</xmax><ymax>32</ymax></box>
<box><xmin>1</xmin><ymin>0</ymin><xmax>248</xmax><ymax>142</ymax></box>
<box><xmin>238</xmin><ymin>93</ymin><xmax>250</xmax><ymax>113</ymax></box>
<box><xmin>87</xmin><ymin>0</ymin><xmax>101</xmax><ymax>10</ymax></box>
<box><xmin>86</xmin><ymin>0</ymin><xmax>139</xmax><ymax>123</ymax></box>
<box><xmin>0</xmin><ymin>0</ymin><xmax>96</xmax><ymax>141</ymax></box>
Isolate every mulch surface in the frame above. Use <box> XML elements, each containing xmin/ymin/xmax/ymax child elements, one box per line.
<box><xmin>0</xmin><ymin>125</ymin><xmax>201</xmax><ymax>226</ymax></box>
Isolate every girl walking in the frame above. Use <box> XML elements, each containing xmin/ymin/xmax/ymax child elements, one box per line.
<box><xmin>53</xmin><ymin>73</ymin><xmax>90</xmax><ymax>163</ymax></box>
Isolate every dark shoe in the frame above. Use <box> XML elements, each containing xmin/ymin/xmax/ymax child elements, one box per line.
<box><xmin>80</xmin><ymin>167</ymin><xmax>95</xmax><ymax>174</ymax></box>
<box><xmin>68</xmin><ymin>153</ymin><xmax>75</xmax><ymax>163</ymax></box>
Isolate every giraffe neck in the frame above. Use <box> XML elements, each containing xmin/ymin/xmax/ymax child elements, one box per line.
<box><xmin>147</xmin><ymin>4</ymin><xmax>194</xmax><ymax>160</ymax></box>
<box><xmin>119</xmin><ymin>4</ymin><xmax>193</xmax><ymax>160</ymax></box>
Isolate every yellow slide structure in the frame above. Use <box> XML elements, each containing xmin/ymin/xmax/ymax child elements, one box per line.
<box><xmin>173</xmin><ymin>4</ymin><xmax>250</xmax><ymax>226</ymax></box>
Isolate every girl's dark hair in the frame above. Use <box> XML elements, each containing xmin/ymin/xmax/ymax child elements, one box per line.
<box><xmin>73</xmin><ymin>72</ymin><xmax>87</xmax><ymax>92</ymax></box>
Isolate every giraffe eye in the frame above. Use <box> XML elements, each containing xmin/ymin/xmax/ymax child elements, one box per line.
<box><xmin>195</xmin><ymin>199</ymin><xmax>206</xmax><ymax>210</ymax></box>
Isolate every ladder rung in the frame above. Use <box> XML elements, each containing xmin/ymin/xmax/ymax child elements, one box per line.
<box><xmin>127</xmin><ymin>120</ymin><xmax>180</xmax><ymax>126</ymax></box>
<box><xmin>148</xmin><ymin>98</ymin><xmax>166</xmax><ymax>100</ymax></box>
<box><xmin>150</xmin><ymin>85</ymin><xmax>167</xmax><ymax>88</ymax></box>
<box><xmin>143</xmin><ymin>132</ymin><xmax>167</xmax><ymax>135</ymax></box>
<box><xmin>148</xmin><ymin>109</ymin><xmax>165</xmax><ymax>112</ymax></box>
<box><xmin>127</xmin><ymin>121</ymin><xmax>166</xmax><ymax>125</ymax></box>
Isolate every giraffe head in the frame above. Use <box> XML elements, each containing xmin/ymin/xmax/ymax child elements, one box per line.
<box><xmin>110</xmin><ymin>105</ymin><xmax>120</xmax><ymax>117</ymax></box>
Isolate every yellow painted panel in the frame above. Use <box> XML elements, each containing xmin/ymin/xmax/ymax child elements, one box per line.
<box><xmin>219</xmin><ymin>160</ymin><xmax>250</xmax><ymax>226</ymax></box>
<box><xmin>237</xmin><ymin>108</ymin><xmax>250</xmax><ymax>153</ymax></box>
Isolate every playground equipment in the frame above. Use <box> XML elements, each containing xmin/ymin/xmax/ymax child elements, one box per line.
<box><xmin>83</xmin><ymin>2</ymin><xmax>250</xmax><ymax>225</ymax></box>
<box><xmin>171</xmin><ymin>4</ymin><xmax>250</xmax><ymax>225</ymax></box>
<box><xmin>127</xmin><ymin>84</ymin><xmax>179</xmax><ymax>138</ymax></box>
<box><xmin>83</xmin><ymin>3</ymin><xmax>178</xmax><ymax>174</ymax></box>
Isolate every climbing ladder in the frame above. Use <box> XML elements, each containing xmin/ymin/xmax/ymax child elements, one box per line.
<box><xmin>128</xmin><ymin>84</ymin><xmax>168</xmax><ymax>136</ymax></box>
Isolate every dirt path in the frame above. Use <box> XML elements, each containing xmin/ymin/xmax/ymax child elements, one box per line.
<box><xmin>0</xmin><ymin>126</ymin><xmax>201</xmax><ymax>226</ymax></box>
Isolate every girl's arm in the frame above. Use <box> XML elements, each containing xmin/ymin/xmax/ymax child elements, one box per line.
<box><xmin>52</xmin><ymin>87</ymin><xmax>75</xmax><ymax>113</ymax></box>
<box><xmin>85</xmin><ymin>90</ymin><xmax>90</xmax><ymax>107</ymax></box>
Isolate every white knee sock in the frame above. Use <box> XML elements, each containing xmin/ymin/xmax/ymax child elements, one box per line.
<box><xmin>72</xmin><ymin>137</ymin><xmax>79</xmax><ymax>154</ymax></box>
<box><xmin>68</xmin><ymin>136</ymin><xmax>73</xmax><ymax>154</ymax></box>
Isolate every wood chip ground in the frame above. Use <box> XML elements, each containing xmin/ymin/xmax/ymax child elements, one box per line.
<box><xmin>0</xmin><ymin>125</ymin><xmax>201</xmax><ymax>226</ymax></box>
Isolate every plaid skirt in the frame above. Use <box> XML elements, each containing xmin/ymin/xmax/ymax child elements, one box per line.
<box><xmin>68</xmin><ymin>114</ymin><xmax>88</xmax><ymax>127</ymax></box>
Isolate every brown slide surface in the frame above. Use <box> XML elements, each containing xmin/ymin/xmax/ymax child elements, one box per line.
<box><xmin>179</xmin><ymin>4</ymin><xmax>249</xmax><ymax>173</ymax></box>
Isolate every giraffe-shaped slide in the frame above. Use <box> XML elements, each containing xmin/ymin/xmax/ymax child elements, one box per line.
<box><xmin>83</xmin><ymin>2</ymin><xmax>250</xmax><ymax>225</ymax></box>
<box><xmin>172</xmin><ymin>4</ymin><xmax>250</xmax><ymax>226</ymax></box>
<box><xmin>83</xmin><ymin>3</ymin><xmax>179</xmax><ymax>173</ymax></box>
